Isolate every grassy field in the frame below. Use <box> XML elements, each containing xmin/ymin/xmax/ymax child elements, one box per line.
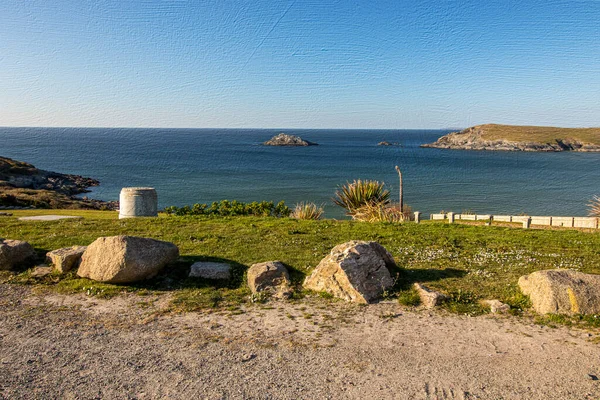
<box><xmin>474</xmin><ymin>124</ymin><xmax>600</xmax><ymax>144</ymax></box>
<box><xmin>1</xmin><ymin>209</ymin><xmax>600</xmax><ymax>325</ymax></box>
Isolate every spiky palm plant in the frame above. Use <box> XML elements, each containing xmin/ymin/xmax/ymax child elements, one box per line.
<box><xmin>291</xmin><ymin>202</ymin><xmax>324</xmax><ymax>220</ymax></box>
<box><xmin>589</xmin><ymin>195</ymin><xmax>600</xmax><ymax>217</ymax></box>
<box><xmin>333</xmin><ymin>179</ymin><xmax>390</xmax><ymax>215</ymax></box>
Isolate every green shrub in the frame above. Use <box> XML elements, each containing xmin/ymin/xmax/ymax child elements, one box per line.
<box><xmin>164</xmin><ymin>200</ymin><xmax>291</xmax><ymax>217</ymax></box>
<box><xmin>333</xmin><ymin>179</ymin><xmax>390</xmax><ymax>215</ymax></box>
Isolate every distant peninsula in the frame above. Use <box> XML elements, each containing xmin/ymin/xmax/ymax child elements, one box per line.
<box><xmin>0</xmin><ymin>156</ymin><xmax>117</xmax><ymax>210</ymax></box>
<box><xmin>421</xmin><ymin>124</ymin><xmax>600</xmax><ymax>152</ymax></box>
<box><xmin>264</xmin><ymin>133</ymin><xmax>318</xmax><ymax>146</ymax></box>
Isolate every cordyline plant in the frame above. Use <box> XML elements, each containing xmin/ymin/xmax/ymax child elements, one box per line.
<box><xmin>589</xmin><ymin>195</ymin><xmax>600</xmax><ymax>217</ymax></box>
<box><xmin>333</xmin><ymin>179</ymin><xmax>390</xmax><ymax>215</ymax></box>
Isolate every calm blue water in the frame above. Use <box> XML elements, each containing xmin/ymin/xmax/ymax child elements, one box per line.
<box><xmin>1</xmin><ymin>127</ymin><xmax>599</xmax><ymax>218</ymax></box>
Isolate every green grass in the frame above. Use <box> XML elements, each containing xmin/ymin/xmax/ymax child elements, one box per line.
<box><xmin>2</xmin><ymin>209</ymin><xmax>600</xmax><ymax>322</ymax></box>
<box><xmin>473</xmin><ymin>124</ymin><xmax>600</xmax><ymax>145</ymax></box>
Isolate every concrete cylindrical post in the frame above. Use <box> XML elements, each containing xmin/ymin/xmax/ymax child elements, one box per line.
<box><xmin>119</xmin><ymin>187</ymin><xmax>158</xmax><ymax>219</ymax></box>
<box><xmin>448</xmin><ymin>212</ymin><xmax>455</xmax><ymax>224</ymax></box>
<box><xmin>523</xmin><ymin>217</ymin><xmax>531</xmax><ymax>229</ymax></box>
<box><xmin>414</xmin><ymin>211</ymin><xmax>421</xmax><ymax>224</ymax></box>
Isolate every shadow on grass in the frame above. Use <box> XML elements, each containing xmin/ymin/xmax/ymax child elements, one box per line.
<box><xmin>393</xmin><ymin>268</ymin><xmax>467</xmax><ymax>291</ymax></box>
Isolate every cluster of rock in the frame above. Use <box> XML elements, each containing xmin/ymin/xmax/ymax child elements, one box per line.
<box><xmin>377</xmin><ymin>141</ymin><xmax>401</xmax><ymax>146</ymax></box>
<box><xmin>0</xmin><ymin>156</ymin><xmax>99</xmax><ymax>196</ymax></box>
<box><xmin>0</xmin><ymin>156</ymin><xmax>118</xmax><ymax>210</ymax></box>
<box><xmin>3</xmin><ymin>235</ymin><xmax>600</xmax><ymax>316</ymax></box>
<box><xmin>263</xmin><ymin>133</ymin><xmax>318</xmax><ymax>146</ymax></box>
<box><xmin>421</xmin><ymin>126</ymin><xmax>600</xmax><ymax>152</ymax></box>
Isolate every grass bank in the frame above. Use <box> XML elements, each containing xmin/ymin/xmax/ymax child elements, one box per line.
<box><xmin>1</xmin><ymin>210</ymin><xmax>600</xmax><ymax>325</ymax></box>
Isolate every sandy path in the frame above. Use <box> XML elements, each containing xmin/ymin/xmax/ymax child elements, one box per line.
<box><xmin>0</xmin><ymin>284</ymin><xmax>598</xmax><ymax>399</ymax></box>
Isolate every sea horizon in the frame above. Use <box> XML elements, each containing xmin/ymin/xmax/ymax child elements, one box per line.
<box><xmin>2</xmin><ymin>126</ymin><xmax>599</xmax><ymax>218</ymax></box>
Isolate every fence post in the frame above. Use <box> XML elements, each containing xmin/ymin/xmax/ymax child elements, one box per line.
<box><xmin>448</xmin><ymin>212</ymin><xmax>455</xmax><ymax>224</ymax></box>
<box><xmin>523</xmin><ymin>217</ymin><xmax>531</xmax><ymax>229</ymax></box>
<box><xmin>414</xmin><ymin>211</ymin><xmax>421</xmax><ymax>224</ymax></box>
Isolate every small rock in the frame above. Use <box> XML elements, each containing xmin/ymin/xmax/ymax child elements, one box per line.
<box><xmin>241</xmin><ymin>353</ymin><xmax>256</xmax><ymax>362</ymax></box>
<box><xmin>413</xmin><ymin>283</ymin><xmax>447</xmax><ymax>308</ymax></box>
<box><xmin>247</xmin><ymin>261</ymin><xmax>292</xmax><ymax>299</ymax></box>
<box><xmin>189</xmin><ymin>262</ymin><xmax>231</xmax><ymax>280</ymax></box>
<box><xmin>587</xmin><ymin>374</ymin><xmax>598</xmax><ymax>381</ymax></box>
<box><xmin>482</xmin><ymin>299</ymin><xmax>511</xmax><ymax>314</ymax></box>
<box><xmin>46</xmin><ymin>246</ymin><xmax>87</xmax><ymax>273</ymax></box>
<box><xmin>31</xmin><ymin>265</ymin><xmax>53</xmax><ymax>278</ymax></box>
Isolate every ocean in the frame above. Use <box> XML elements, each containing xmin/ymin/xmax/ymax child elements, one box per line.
<box><xmin>1</xmin><ymin>127</ymin><xmax>599</xmax><ymax>218</ymax></box>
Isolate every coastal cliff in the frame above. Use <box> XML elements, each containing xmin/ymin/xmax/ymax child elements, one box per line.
<box><xmin>0</xmin><ymin>156</ymin><xmax>116</xmax><ymax>209</ymax></box>
<box><xmin>421</xmin><ymin>124</ymin><xmax>600</xmax><ymax>152</ymax></box>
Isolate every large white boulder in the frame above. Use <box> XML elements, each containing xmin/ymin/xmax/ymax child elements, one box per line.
<box><xmin>77</xmin><ymin>236</ymin><xmax>178</xmax><ymax>283</ymax></box>
<box><xmin>518</xmin><ymin>269</ymin><xmax>600</xmax><ymax>315</ymax></box>
<box><xmin>304</xmin><ymin>240</ymin><xmax>396</xmax><ymax>303</ymax></box>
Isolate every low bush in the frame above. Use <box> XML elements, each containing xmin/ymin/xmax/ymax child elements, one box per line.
<box><xmin>164</xmin><ymin>200</ymin><xmax>291</xmax><ymax>217</ymax></box>
<box><xmin>291</xmin><ymin>202</ymin><xmax>324</xmax><ymax>220</ymax></box>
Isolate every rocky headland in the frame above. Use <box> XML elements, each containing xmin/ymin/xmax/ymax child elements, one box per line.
<box><xmin>263</xmin><ymin>133</ymin><xmax>318</xmax><ymax>146</ymax></box>
<box><xmin>0</xmin><ymin>156</ymin><xmax>117</xmax><ymax>210</ymax></box>
<box><xmin>422</xmin><ymin>124</ymin><xmax>600</xmax><ymax>152</ymax></box>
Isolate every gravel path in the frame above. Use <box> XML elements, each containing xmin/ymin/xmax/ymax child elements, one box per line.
<box><xmin>1</xmin><ymin>284</ymin><xmax>599</xmax><ymax>399</ymax></box>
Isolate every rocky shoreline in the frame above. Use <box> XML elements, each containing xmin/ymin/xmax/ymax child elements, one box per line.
<box><xmin>422</xmin><ymin>125</ymin><xmax>600</xmax><ymax>152</ymax></box>
<box><xmin>0</xmin><ymin>156</ymin><xmax>117</xmax><ymax>210</ymax></box>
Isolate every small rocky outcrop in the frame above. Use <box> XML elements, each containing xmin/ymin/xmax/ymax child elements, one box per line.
<box><xmin>189</xmin><ymin>262</ymin><xmax>231</xmax><ymax>280</ymax></box>
<box><xmin>247</xmin><ymin>261</ymin><xmax>292</xmax><ymax>299</ymax></box>
<box><xmin>481</xmin><ymin>299</ymin><xmax>510</xmax><ymax>314</ymax></box>
<box><xmin>77</xmin><ymin>236</ymin><xmax>179</xmax><ymax>283</ymax></box>
<box><xmin>263</xmin><ymin>133</ymin><xmax>317</xmax><ymax>146</ymax></box>
<box><xmin>518</xmin><ymin>269</ymin><xmax>600</xmax><ymax>315</ymax></box>
<box><xmin>46</xmin><ymin>245</ymin><xmax>87</xmax><ymax>273</ymax></box>
<box><xmin>413</xmin><ymin>283</ymin><xmax>447</xmax><ymax>308</ymax></box>
<box><xmin>378</xmin><ymin>141</ymin><xmax>401</xmax><ymax>146</ymax></box>
<box><xmin>0</xmin><ymin>239</ymin><xmax>36</xmax><ymax>271</ymax></box>
<box><xmin>303</xmin><ymin>241</ymin><xmax>396</xmax><ymax>303</ymax></box>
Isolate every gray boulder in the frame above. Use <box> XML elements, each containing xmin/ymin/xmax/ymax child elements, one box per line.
<box><xmin>46</xmin><ymin>245</ymin><xmax>87</xmax><ymax>273</ymax></box>
<box><xmin>77</xmin><ymin>236</ymin><xmax>179</xmax><ymax>283</ymax></box>
<box><xmin>189</xmin><ymin>262</ymin><xmax>231</xmax><ymax>280</ymax></box>
<box><xmin>304</xmin><ymin>240</ymin><xmax>396</xmax><ymax>303</ymax></box>
<box><xmin>518</xmin><ymin>269</ymin><xmax>600</xmax><ymax>315</ymax></box>
<box><xmin>247</xmin><ymin>261</ymin><xmax>292</xmax><ymax>299</ymax></box>
<box><xmin>0</xmin><ymin>239</ymin><xmax>36</xmax><ymax>270</ymax></box>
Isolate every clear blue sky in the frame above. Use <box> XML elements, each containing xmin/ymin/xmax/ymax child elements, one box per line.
<box><xmin>1</xmin><ymin>0</ymin><xmax>599</xmax><ymax>129</ymax></box>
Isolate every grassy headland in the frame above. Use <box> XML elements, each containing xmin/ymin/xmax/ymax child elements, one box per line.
<box><xmin>2</xmin><ymin>209</ymin><xmax>600</xmax><ymax>325</ymax></box>
<box><xmin>473</xmin><ymin>124</ymin><xmax>600</xmax><ymax>144</ymax></box>
<box><xmin>423</xmin><ymin>124</ymin><xmax>600</xmax><ymax>151</ymax></box>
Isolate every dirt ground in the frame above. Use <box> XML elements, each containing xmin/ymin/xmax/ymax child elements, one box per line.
<box><xmin>1</xmin><ymin>284</ymin><xmax>599</xmax><ymax>399</ymax></box>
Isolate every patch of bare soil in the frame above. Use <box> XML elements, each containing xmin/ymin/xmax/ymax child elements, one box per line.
<box><xmin>1</xmin><ymin>284</ymin><xmax>599</xmax><ymax>399</ymax></box>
